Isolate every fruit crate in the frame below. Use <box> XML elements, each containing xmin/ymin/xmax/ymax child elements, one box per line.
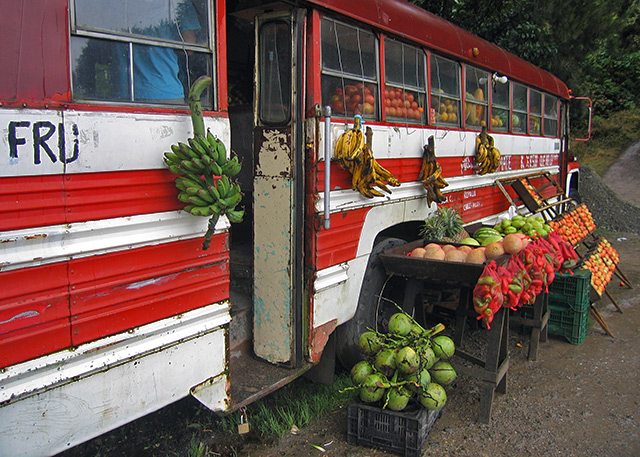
<box><xmin>548</xmin><ymin>269</ymin><xmax>592</xmax><ymax>306</ymax></box>
<box><xmin>545</xmin><ymin>297</ymin><xmax>590</xmax><ymax>345</ymax></box>
<box><xmin>518</xmin><ymin>270</ymin><xmax>591</xmax><ymax>344</ymax></box>
<box><xmin>347</xmin><ymin>401</ymin><xmax>442</xmax><ymax>457</ymax></box>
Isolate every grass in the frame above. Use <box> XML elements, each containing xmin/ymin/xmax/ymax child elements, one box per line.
<box><xmin>218</xmin><ymin>371</ymin><xmax>357</xmax><ymax>439</ymax></box>
<box><xmin>571</xmin><ymin>108</ymin><xmax>640</xmax><ymax>175</ymax></box>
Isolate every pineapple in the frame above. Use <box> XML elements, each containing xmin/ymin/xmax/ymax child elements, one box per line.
<box><xmin>419</xmin><ymin>216</ymin><xmax>448</xmax><ymax>241</ymax></box>
<box><xmin>439</xmin><ymin>207</ymin><xmax>464</xmax><ymax>239</ymax></box>
<box><xmin>419</xmin><ymin>207</ymin><xmax>466</xmax><ymax>242</ymax></box>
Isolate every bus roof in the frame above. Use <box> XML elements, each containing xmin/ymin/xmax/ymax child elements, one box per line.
<box><xmin>308</xmin><ymin>0</ymin><xmax>570</xmax><ymax>99</ymax></box>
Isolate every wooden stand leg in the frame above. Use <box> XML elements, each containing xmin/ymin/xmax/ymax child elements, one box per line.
<box><xmin>604</xmin><ymin>289</ymin><xmax>623</xmax><ymax>313</ymax></box>
<box><xmin>590</xmin><ymin>304</ymin><xmax>614</xmax><ymax>337</ymax></box>
<box><xmin>528</xmin><ymin>293</ymin><xmax>549</xmax><ymax>361</ymax></box>
<box><xmin>478</xmin><ymin>308</ymin><xmax>509</xmax><ymax>424</ymax></box>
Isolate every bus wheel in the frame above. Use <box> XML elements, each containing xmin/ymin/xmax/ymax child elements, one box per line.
<box><xmin>334</xmin><ymin>237</ymin><xmax>407</xmax><ymax>369</ymax></box>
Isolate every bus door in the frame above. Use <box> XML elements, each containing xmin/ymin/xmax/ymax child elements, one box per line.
<box><xmin>252</xmin><ymin>10</ymin><xmax>306</xmax><ymax>367</ymax></box>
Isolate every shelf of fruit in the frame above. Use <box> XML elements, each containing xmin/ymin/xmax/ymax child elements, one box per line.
<box><xmin>548</xmin><ymin>204</ymin><xmax>596</xmax><ymax>246</ymax></box>
<box><xmin>578</xmin><ymin>237</ymin><xmax>620</xmax><ymax>296</ymax></box>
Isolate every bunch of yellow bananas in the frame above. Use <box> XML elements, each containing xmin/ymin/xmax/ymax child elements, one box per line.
<box><xmin>418</xmin><ymin>135</ymin><xmax>448</xmax><ymax>205</ymax></box>
<box><xmin>475</xmin><ymin>127</ymin><xmax>501</xmax><ymax>175</ymax></box>
<box><xmin>334</xmin><ymin>117</ymin><xmax>400</xmax><ymax>198</ymax></box>
<box><xmin>164</xmin><ymin>76</ymin><xmax>244</xmax><ymax>250</ymax></box>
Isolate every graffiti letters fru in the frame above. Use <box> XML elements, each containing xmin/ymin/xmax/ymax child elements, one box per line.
<box><xmin>8</xmin><ymin>121</ymin><xmax>79</xmax><ymax>165</ymax></box>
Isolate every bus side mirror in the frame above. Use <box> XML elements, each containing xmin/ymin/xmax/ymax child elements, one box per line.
<box><xmin>570</xmin><ymin>96</ymin><xmax>592</xmax><ymax>142</ymax></box>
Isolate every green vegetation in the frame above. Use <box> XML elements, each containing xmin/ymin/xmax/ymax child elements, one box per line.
<box><xmin>571</xmin><ymin>109</ymin><xmax>640</xmax><ymax>175</ymax></box>
<box><xmin>412</xmin><ymin>0</ymin><xmax>640</xmax><ymax>120</ymax></box>
<box><xmin>218</xmin><ymin>372</ymin><xmax>357</xmax><ymax>439</ymax></box>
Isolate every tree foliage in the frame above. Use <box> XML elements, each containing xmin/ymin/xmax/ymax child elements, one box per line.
<box><xmin>411</xmin><ymin>0</ymin><xmax>640</xmax><ymax>115</ymax></box>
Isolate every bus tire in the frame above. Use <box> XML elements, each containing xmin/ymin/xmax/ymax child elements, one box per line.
<box><xmin>334</xmin><ymin>237</ymin><xmax>406</xmax><ymax>370</ymax></box>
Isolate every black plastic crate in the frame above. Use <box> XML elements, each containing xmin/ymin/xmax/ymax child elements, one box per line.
<box><xmin>347</xmin><ymin>401</ymin><xmax>442</xmax><ymax>457</ymax></box>
<box><xmin>548</xmin><ymin>269</ymin><xmax>591</xmax><ymax>309</ymax></box>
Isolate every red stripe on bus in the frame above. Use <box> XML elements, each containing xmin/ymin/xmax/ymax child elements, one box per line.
<box><xmin>316</xmin><ymin>207</ymin><xmax>369</xmax><ymax>270</ymax></box>
<box><xmin>0</xmin><ymin>169</ymin><xmax>183</xmax><ymax>231</ymax></box>
<box><xmin>69</xmin><ymin>235</ymin><xmax>229</xmax><ymax>345</ymax></box>
<box><xmin>0</xmin><ymin>262</ymin><xmax>71</xmax><ymax>369</ymax></box>
<box><xmin>316</xmin><ymin>155</ymin><xmax>559</xmax><ymax>191</ymax></box>
<box><xmin>0</xmin><ymin>235</ymin><xmax>228</xmax><ymax>369</ymax></box>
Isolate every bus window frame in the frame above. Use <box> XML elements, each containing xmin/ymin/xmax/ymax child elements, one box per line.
<box><xmin>319</xmin><ymin>16</ymin><xmax>380</xmax><ymax>121</ymax></box>
<box><xmin>430</xmin><ymin>53</ymin><xmax>461</xmax><ymax>128</ymax></box>
<box><xmin>382</xmin><ymin>36</ymin><xmax>428</xmax><ymax>124</ymax></box>
<box><xmin>543</xmin><ymin>93</ymin><xmax>559</xmax><ymax>138</ymax></box>
<box><xmin>463</xmin><ymin>64</ymin><xmax>490</xmax><ymax>131</ymax></box>
<box><xmin>256</xmin><ymin>18</ymin><xmax>293</xmax><ymax>126</ymax></box>
<box><xmin>68</xmin><ymin>0</ymin><xmax>216</xmax><ymax>109</ymax></box>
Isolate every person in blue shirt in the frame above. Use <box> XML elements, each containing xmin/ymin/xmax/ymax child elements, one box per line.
<box><xmin>130</xmin><ymin>0</ymin><xmax>202</xmax><ymax>103</ymax></box>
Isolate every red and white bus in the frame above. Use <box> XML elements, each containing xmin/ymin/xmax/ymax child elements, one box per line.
<box><xmin>0</xmin><ymin>0</ymin><xmax>581</xmax><ymax>454</ymax></box>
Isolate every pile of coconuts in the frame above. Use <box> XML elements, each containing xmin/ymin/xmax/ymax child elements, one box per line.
<box><xmin>349</xmin><ymin>311</ymin><xmax>457</xmax><ymax>412</ymax></box>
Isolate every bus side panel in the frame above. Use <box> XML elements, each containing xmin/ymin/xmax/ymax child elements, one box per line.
<box><xmin>0</xmin><ymin>262</ymin><xmax>71</xmax><ymax>369</ymax></box>
<box><xmin>0</xmin><ymin>170</ymin><xmax>182</xmax><ymax>232</ymax></box>
<box><xmin>69</xmin><ymin>235</ymin><xmax>229</xmax><ymax>345</ymax></box>
<box><xmin>0</xmin><ymin>175</ymin><xmax>66</xmax><ymax>232</ymax></box>
<box><xmin>0</xmin><ymin>0</ymin><xmax>70</xmax><ymax>102</ymax></box>
<box><xmin>63</xmin><ymin>170</ymin><xmax>183</xmax><ymax>226</ymax></box>
<box><xmin>316</xmin><ymin>207</ymin><xmax>369</xmax><ymax>270</ymax></box>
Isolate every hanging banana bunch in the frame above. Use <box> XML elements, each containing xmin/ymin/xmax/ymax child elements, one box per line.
<box><xmin>334</xmin><ymin>116</ymin><xmax>400</xmax><ymax>198</ymax></box>
<box><xmin>163</xmin><ymin>76</ymin><xmax>244</xmax><ymax>250</ymax></box>
<box><xmin>475</xmin><ymin>126</ymin><xmax>501</xmax><ymax>175</ymax></box>
<box><xmin>418</xmin><ymin>135</ymin><xmax>448</xmax><ymax>205</ymax></box>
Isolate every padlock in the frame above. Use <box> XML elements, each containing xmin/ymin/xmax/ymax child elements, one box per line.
<box><xmin>237</xmin><ymin>408</ymin><xmax>250</xmax><ymax>435</ymax></box>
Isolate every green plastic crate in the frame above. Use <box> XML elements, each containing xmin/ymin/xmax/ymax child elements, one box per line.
<box><xmin>548</xmin><ymin>269</ymin><xmax>591</xmax><ymax>309</ymax></box>
<box><xmin>546</xmin><ymin>298</ymin><xmax>590</xmax><ymax>344</ymax></box>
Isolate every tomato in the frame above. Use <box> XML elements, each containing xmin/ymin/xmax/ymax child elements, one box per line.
<box><xmin>365</xmin><ymin>94</ymin><xmax>376</xmax><ymax>105</ymax></box>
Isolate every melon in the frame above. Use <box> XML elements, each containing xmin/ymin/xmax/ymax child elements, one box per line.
<box><xmin>481</xmin><ymin>235</ymin><xmax>503</xmax><ymax>247</ymax></box>
<box><xmin>425</xmin><ymin>242</ymin><xmax>441</xmax><ymax>250</ymax></box>
<box><xmin>466</xmin><ymin>247</ymin><xmax>486</xmax><ymax>264</ymax></box>
<box><xmin>460</xmin><ymin>237</ymin><xmax>480</xmax><ymax>246</ymax></box>
<box><xmin>484</xmin><ymin>241</ymin><xmax>504</xmax><ymax>260</ymax></box>
<box><xmin>410</xmin><ymin>247</ymin><xmax>427</xmax><ymax>257</ymax></box>
<box><xmin>502</xmin><ymin>233</ymin><xmax>523</xmax><ymax>254</ymax></box>
<box><xmin>458</xmin><ymin>245</ymin><xmax>473</xmax><ymax>254</ymax></box>
<box><xmin>424</xmin><ymin>246</ymin><xmax>445</xmax><ymax>260</ymax></box>
<box><xmin>444</xmin><ymin>249</ymin><xmax>467</xmax><ymax>263</ymax></box>
<box><xmin>441</xmin><ymin>244</ymin><xmax>457</xmax><ymax>253</ymax></box>
<box><xmin>514</xmin><ymin>232</ymin><xmax>531</xmax><ymax>248</ymax></box>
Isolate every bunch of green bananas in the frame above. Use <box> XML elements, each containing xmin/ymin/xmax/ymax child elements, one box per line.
<box><xmin>164</xmin><ymin>76</ymin><xmax>244</xmax><ymax>250</ymax></box>
<box><xmin>475</xmin><ymin>126</ymin><xmax>501</xmax><ymax>175</ymax></box>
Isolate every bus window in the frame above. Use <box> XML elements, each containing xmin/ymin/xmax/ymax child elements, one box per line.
<box><xmin>430</xmin><ymin>55</ymin><xmax>460</xmax><ymax>126</ymax></box>
<box><xmin>322</xmin><ymin>18</ymin><xmax>378</xmax><ymax>119</ymax></box>
<box><xmin>257</xmin><ymin>20</ymin><xmax>292</xmax><ymax>125</ymax></box>
<box><xmin>529</xmin><ymin>89</ymin><xmax>542</xmax><ymax>135</ymax></box>
<box><xmin>512</xmin><ymin>82</ymin><xmax>527</xmax><ymax>133</ymax></box>
<box><xmin>384</xmin><ymin>39</ymin><xmax>426</xmax><ymax>123</ymax></box>
<box><xmin>70</xmin><ymin>0</ymin><xmax>213</xmax><ymax>107</ymax></box>
<box><xmin>491</xmin><ymin>77</ymin><xmax>510</xmax><ymax>132</ymax></box>
<box><xmin>544</xmin><ymin>94</ymin><xmax>559</xmax><ymax>137</ymax></box>
<box><xmin>464</xmin><ymin>66</ymin><xmax>489</xmax><ymax>130</ymax></box>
